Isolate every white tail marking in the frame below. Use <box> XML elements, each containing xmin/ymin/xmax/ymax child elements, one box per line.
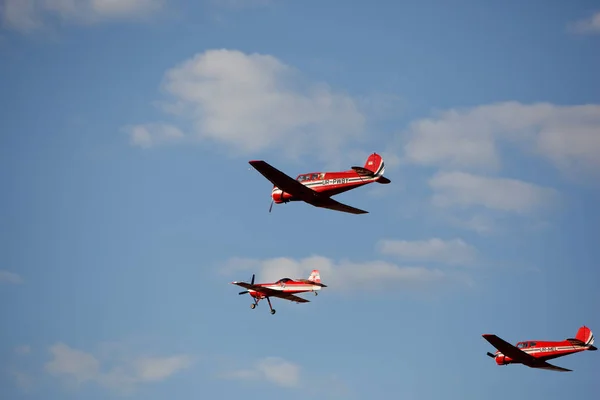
<box><xmin>308</xmin><ymin>270</ymin><xmax>321</xmax><ymax>283</ymax></box>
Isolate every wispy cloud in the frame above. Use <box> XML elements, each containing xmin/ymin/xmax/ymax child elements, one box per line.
<box><xmin>428</xmin><ymin>171</ymin><xmax>559</xmax><ymax>214</ymax></box>
<box><xmin>220</xmin><ymin>356</ymin><xmax>300</xmax><ymax>387</ymax></box>
<box><xmin>8</xmin><ymin>369</ymin><xmax>34</xmax><ymax>392</ymax></box>
<box><xmin>0</xmin><ymin>0</ymin><xmax>164</xmax><ymax>33</ymax></box>
<box><xmin>223</xmin><ymin>253</ymin><xmax>470</xmax><ymax>293</ymax></box>
<box><xmin>14</xmin><ymin>345</ymin><xmax>31</xmax><ymax>355</ymax></box>
<box><xmin>209</xmin><ymin>0</ymin><xmax>274</xmax><ymax>10</ymax></box>
<box><xmin>124</xmin><ymin>123</ymin><xmax>184</xmax><ymax>148</ymax></box>
<box><xmin>45</xmin><ymin>343</ymin><xmax>193</xmax><ymax>394</ymax></box>
<box><xmin>568</xmin><ymin>11</ymin><xmax>600</xmax><ymax>35</ymax></box>
<box><xmin>400</xmin><ymin>101</ymin><xmax>600</xmax><ymax>179</ymax></box>
<box><xmin>378</xmin><ymin>238</ymin><xmax>478</xmax><ymax>266</ymax></box>
<box><xmin>126</xmin><ymin>49</ymin><xmax>366</xmax><ymax>164</ymax></box>
<box><xmin>0</xmin><ymin>270</ymin><xmax>23</xmax><ymax>284</ymax></box>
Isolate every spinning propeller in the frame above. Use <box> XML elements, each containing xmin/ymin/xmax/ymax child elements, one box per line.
<box><xmin>486</xmin><ymin>352</ymin><xmax>496</xmax><ymax>358</ymax></box>
<box><xmin>238</xmin><ymin>274</ymin><xmax>255</xmax><ymax>295</ymax></box>
<box><xmin>269</xmin><ymin>199</ymin><xmax>274</xmax><ymax>213</ymax></box>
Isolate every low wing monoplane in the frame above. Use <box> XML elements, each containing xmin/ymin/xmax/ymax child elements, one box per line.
<box><xmin>249</xmin><ymin>152</ymin><xmax>390</xmax><ymax>214</ymax></box>
<box><xmin>482</xmin><ymin>325</ymin><xmax>596</xmax><ymax>372</ymax></box>
<box><xmin>231</xmin><ymin>270</ymin><xmax>326</xmax><ymax>315</ymax></box>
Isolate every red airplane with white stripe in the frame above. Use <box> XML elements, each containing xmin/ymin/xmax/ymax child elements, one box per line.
<box><xmin>482</xmin><ymin>325</ymin><xmax>597</xmax><ymax>372</ymax></box>
<box><xmin>231</xmin><ymin>270</ymin><xmax>326</xmax><ymax>315</ymax></box>
<box><xmin>249</xmin><ymin>152</ymin><xmax>391</xmax><ymax>214</ymax></box>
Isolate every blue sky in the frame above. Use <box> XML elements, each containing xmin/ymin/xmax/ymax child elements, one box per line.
<box><xmin>1</xmin><ymin>0</ymin><xmax>599</xmax><ymax>399</ymax></box>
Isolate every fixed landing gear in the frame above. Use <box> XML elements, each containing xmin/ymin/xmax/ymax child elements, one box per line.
<box><xmin>267</xmin><ymin>297</ymin><xmax>276</xmax><ymax>315</ymax></box>
<box><xmin>314</xmin><ymin>291</ymin><xmax>318</xmax><ymax>296</ymax></box>
<box><xmin>249</xmin><ymin>297</ymin><xmax>276</xmax><ymax>314</ymax></box>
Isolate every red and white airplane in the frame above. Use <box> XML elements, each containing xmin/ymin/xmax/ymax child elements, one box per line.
<box><xmin>231</xmin><ymin>270</ymin><xmax>326</xmax><ymax>315</ymax></box>
<box><xmin>249</xmin><ymin>152</ymin><xmax>391</xmax><ymax>214</ymax></box>
<box><xmin>482</xmin><ymin>325</ymin><xmax>597</xmax><ymax>372</ymax></box>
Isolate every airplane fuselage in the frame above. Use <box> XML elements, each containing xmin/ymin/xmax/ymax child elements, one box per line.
<box><xmin>493</xmin><ymin>340</ymin><xmax>590</xmax><ymax>365</ymax></box>
<box><xmin>248</xmin><ymin>281</ymin><xmax>323</xmax><ymax>299</ymax></box>
<box><xmin>271</xmin><ymin>170</ymin><xmax>375</xmax><ymax>204</ymax></box>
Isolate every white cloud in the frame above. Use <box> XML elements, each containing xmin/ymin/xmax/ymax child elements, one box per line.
<box><xmin>401</xmin><ymin>102</ymin><xmax>600</xmax><ymax>178</ymax></box>
<box><xmin>222</xmin><ymin>357</ymin><xmax>300</xmax><ymax>387</ymax></box>
<box><xmin>46</xmin><ymin>343</ymin><xmax>101</xmax><ymax>384</ymax></box>
<box><xmin>568</xmin><ymin>11</ymin><xmax>600</xmax><ymax>34</ymax></box>
<box><xmin>132</xmin><ymin>356</ymin><xmax>193</xmax><ymax>381</ymax></box>
<box><xmin>444</xmin><ymin>214</ymin><xmax>496</xmax><ymax>235</ymax></box>
<box><xmin>378</xmin><ymin>238</ymin><xmax>477</xmax><ymax>266</ymax></box>
<box><xmin>124</xmin><ymin>123</ymin><xmax>184</xmax><ymax>148</ymax></box>
<box><xmin>45</xmin><ymin>343</ymin><xmax>193</xmax><ymax>393</ymax></box>
<box><xmin>223</xmin><ymin>254</ymin><xmax>464</xmax><ymax>293</ymax></box>
<box><xmin>14</xmin><ymin>345</ymin><xmax>31</xmax><ymax>355</ymax></box>
<box><xmin>428</xmin><ymin>171</ymin><xmax>559</xmax><ymax>214</ymax></box>
<box><xmin>210</xmin><ymin>0</ymin><xmax>273</xmax><ymax>9</ymax></box>
<box><xmin>0</xmin><ymin>0</ymin><xmax>163</xmax><ymax>32</ymax></box>
<box><xmin>1</xmin><ymin>0</ymin><xmax>41</xmax><ymax>32</ymax></box>
<box><xmin>128</xmin><ymin>49</ymin><xmax>366</xmax><ymax>163</ymax></box>
<box><xmin>9</xmin><ymin>369</ymin><xmax>34</xmax><ymax>391</ymax></box>
<box><xmin>0</xmin><ymin>270</ymin><xmax>23</xmax><ymax>284</ymax></box>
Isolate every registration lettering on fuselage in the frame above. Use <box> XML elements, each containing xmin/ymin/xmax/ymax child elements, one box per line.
<box><xmin>322</xmin><ymin>178</ymin><xmax>349</xmax><ymax>185</ymax></box>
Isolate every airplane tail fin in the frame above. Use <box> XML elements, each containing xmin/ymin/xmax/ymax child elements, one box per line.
<box><xmin>363</xmin><ymin>153</ymin><xmax>385</xmax><ymax>176</ymax></box>
<box><xmin>352</xmin><ymin>153</ymin><xmax>391</xmax><ymax>184</ymax></box>
<box><xmin>308</xmin><ymin>269</ymin><xmax>321</xmax><ymax>284</ymax></box>
<box><xmin>572</xmin><ymin>326</ymin><xmax>594</xmax><ymax>347</ymax></box>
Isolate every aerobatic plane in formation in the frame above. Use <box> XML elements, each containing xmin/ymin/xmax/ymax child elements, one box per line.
<box><xmin>248</xmin><ymin>152</ymin><xmax>391</xmax><ymax>214</ymax></box>
<box><xmin>231</xmin><ymin>270</ymin><xmax>326</xmax><ymax>315</ymax></box>
<box><xmin>482</xmin><ymin>325</ymin><xmax>596</xmax><ymax>372</ymax></box>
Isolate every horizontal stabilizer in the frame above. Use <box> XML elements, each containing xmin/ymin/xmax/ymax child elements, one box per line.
<box><xmin>377</xmin><ymin>176</ymin><xmax>391</xmax><ymax>184</ymax></box>
<box><xmin>590</xmin><ymin>345</ymin><xmax>597</xmax><ymax>351</ymax></box>
<box><xmin>352</xmin><ymin>166</ymin><xmax>375</xmax><ymax>176</ymax></box>
<box><xmin>296</xmin><ymin>279</ymin><xmax>327</xmax><ymax>287</ymax></box>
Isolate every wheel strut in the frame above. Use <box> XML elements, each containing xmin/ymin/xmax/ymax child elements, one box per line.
<box><xmin>267</xmin><ymin>297</ymin><xmax>276</xmax><ymax>315</ymax></box>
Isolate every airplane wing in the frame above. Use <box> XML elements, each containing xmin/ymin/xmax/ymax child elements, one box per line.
<box><xmin>250</xmin><ymin>160</ymin><xmax>368</xmax><ymax>214</ymax></box>
<box><xmin>482</xmin><ymin>334</ymin><xmax>539</xmax><ymax>364</ymax></box>
<box><xmin>315</xmin><ymin>197</ymin><xmax>369</xmax><ymax>214</ymax></box>
<box><xmin>482</xmin><ymin>334</ymin><xmax>572</xmax><ymax>372</ymax></box>
<box><xmin>231</xmin><ymin>282</ymin><xmax>310</xmax><ymax>303</ymax></box>
<box><xmin>261</xmin><ymin>289</ymin><xmax>311</xmax><ymax>303</ymax></box>
<box><xmin>532</xmin><ymin>363</ymin><xmax>572</xmax><ymax>372</ymax></box>
<box><xmin>249</xmin><ymin>160</ymin><xmax>318</xmax><ymax>202</ymax></box>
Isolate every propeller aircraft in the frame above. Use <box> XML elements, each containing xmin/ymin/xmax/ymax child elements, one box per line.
<box><xmin>249</xmin><ymin>152</ymin><xmax>391</xmax><ymax>214</ymax></box>
<box><xmin>482</xmin><ymin>325</ymin><xmax>596</xmax><ymax>372</ymax></box>
<box><xmin>231</xmin><ymin>270</ymin><xmax>326</xmax><ymax>315</ymax></box>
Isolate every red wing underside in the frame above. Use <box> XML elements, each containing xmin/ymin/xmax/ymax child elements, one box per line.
<box><xmin>232</xmin><ymin>282</ymin><xmax>310</xmax><ymax>303</ymax></box>
<box><xmin>249</xmin><ymin>160</ymin><xmax>368</xmax><ymax>214</ymax></box>
<box><xmin>317</xmin><ymin>198</ymin><xmax>368</xmax><ymax>214</ymax></box>
<box><xmin>482</xmin><ymin>334</ymin><xmax>572</xmax><ymax>372</ymax></box>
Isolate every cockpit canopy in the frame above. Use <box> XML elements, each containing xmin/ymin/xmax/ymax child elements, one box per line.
<box><xmin>296</xmin><ymin>173</ymin><xmax>325</xmax><ymax>182</ymax></box>
<box><xmin>276</xmin><ymin>278</ymin><xmax>293</xmax><ymax>284</ymax></box>
<box><xmin>516</xmin><ymin>341</ymin><xmax>537</xmax><ymax>349</ymax></box>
